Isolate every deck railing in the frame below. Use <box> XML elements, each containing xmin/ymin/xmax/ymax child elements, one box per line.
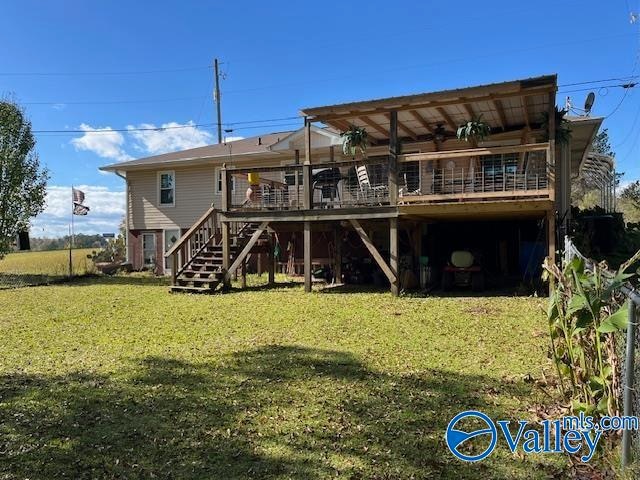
<box><xmin>220</xmin><ymin>142</ymin><xmax>553</xmax><ymax>212</ymax></box>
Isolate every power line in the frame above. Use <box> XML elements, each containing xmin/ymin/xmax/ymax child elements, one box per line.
<box><xmin>558</xmin><ymin>75</ymin><xmax>639</xmax><ymax>88</ymax></box>
<box><xmin>31</xmin><ymin>116</ymin><xmax>301</xmax><ymax>134</ymax></box>
<box><xmin>0</xmin><ymin>65</ymin><xmax>211</xmax><ymax>77</ymax></box>
<box><xmin>21</xmin><ymin>96</ymin><xmax>207</xmax><ymax>106</ymax></box>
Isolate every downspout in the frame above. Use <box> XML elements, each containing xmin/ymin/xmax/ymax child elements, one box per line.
<box><xmin>114</xmin><ymin>170</ymin><xmax>130</xmax><ymax>263</ymax></box>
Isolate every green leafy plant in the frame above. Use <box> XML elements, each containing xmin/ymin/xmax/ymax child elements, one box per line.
<box><xmin>341</xmin><ymin>125</ymin><xmax>368</xmax><ymax>157</ymax></box>
<box><xmin>456</xmin><ymin>115</ymin><xmax>491</xmax><ymax>144</ymax></box>
<box><xmin>541</xmin><ymin>107</ymin><xmax>572</xmax><ymax>145</ymax></box>
<box><xmin>542</xmin><ymin>252</ymin><xmax>639</xmax><ymax>417</ymax></box>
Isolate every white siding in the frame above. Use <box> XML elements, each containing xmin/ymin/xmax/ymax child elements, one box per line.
<box><xmin>128</xmin><ymin>165</ymin><xmax>218</xmax><ymax>229</ymax></box>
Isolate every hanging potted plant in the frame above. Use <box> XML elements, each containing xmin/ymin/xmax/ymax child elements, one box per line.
<box><xmin>456</xmin><ymin>115</ymin><xmax>491</xmax><ymax>145</ymax></box>
<box><xmin>341</xmin><ymin>125</ymin><xmax>368</xmax><ymax>157</ymax></box>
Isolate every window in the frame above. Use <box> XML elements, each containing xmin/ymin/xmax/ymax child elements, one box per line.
<box><xmin>142</xmin><ymin>233</ymin><xmax>156</xmax><ymax>268</ymax></box>
<box><xmin>216</xmin><ymin>169</ymin><xmax>235</xmax><ymax>193</ymax></box>
<box><xmin>481</xmin><ymin>153</ymin><xmax>518</xmax><ymax>176</ymax></box>
<box><xmin>284</xmin><ymin>168</ymin><xmax>303</xmax><ymax>186</ymax></box>
<box><xmin>159</xmin><ymin>171</ymin><xmax>175</xmax><ymax>206</ymax></box>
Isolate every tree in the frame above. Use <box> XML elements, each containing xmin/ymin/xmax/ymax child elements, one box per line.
<box><xmin>0</xmin><ymin>101</ymin><xmax>48</xmax><ymax>257</ymax></box>
<box><xmin>592</xmin><ymin>128</ymin><xmax>615</xmax><ymax>157</ymax></box>
<box><xmin>616</xmin><ymin>181</ymin><xmax>640</xmax><ymax>223</ymax></box>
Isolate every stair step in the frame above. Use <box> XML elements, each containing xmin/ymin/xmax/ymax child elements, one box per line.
<box><xmin>186</xmin><ymin>264</ymin><xmax>220</xmax><ymax>272</ymax></box>
<box><xmin>181</xmin><ymin>269</ymin><xmax>223</xmax><ymax>277</ymax></box>
<box><xmin>177</xmin><ymin>276</ymin><xmax>221</xmax><ymax>284</ymax></box>
<box><xmin>170</xmin><ymin>285</ymin><xmax>216</xmax><ymax>294</ymax></box>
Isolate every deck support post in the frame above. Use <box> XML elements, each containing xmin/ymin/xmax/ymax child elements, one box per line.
<box><xmin>240</xmin><ymin>257</ymin><xmax>247</xmax><ymax>289</ymax></box>
<box><xmin>388</xmin><ymin>110</ymin><xmax>399</xmax><ymax>206</ymax></box>
<box><xmin>389</xmin><ymin>217</ymin><xmax>399</xmax><ymax>296</ymax></box>
<box><xmin>268</xmin><ymin>232</ymin><xmax>275</xmax><ymax>285</ymax></box>
<box><xmin>221</xmin><ymin>221</ymin><xmax>231</xmax><ymax>288</ymax></box>
<box><xmin>304</xmin><ymin>221</ymin><xmax>312</xmax><ymax>292</ymax></box>
<box><xmin>547</xmin><ymin>209</ymin><xmax>556</xmax><ymax>266</ymax></box>
<box><xmin>559</xmin><ymin>138</ymin><xmax>571</xmax><ymax>243</ymax></box>
<box><xmin>303</xmin><ymin>118</ymin><xmax>313</xmax><ymax>210</ymax></box>
<box><xmin>220</xmin><ymin>163</ymin><xmax>232</xmax><ymax>289</ymax></box>
<box><xmin>547</xmin><ymin>91</ymin><xmax>559</xmax><ymax>259</ymax></box>
<box><xmin>333</xmin><ymin>226</ymin><xmax>342</xmax><ymax>284</ymax></box>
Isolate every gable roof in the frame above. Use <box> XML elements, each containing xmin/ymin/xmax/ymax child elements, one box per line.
<box><xmin>269</xmin><ymin>125</ymin><xmax>342</xmax><ymax>152</ymax></box>
<box><xmin>100</xmin><ymin>131</ymin><xmax>293</xmax><ymax>172</ymax></box>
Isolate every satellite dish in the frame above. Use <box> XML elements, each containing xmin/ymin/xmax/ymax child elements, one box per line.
<box><xmin>584</xmin><ymin>92</ymin><xmax>595</xmax><ymax>116</ymax></box>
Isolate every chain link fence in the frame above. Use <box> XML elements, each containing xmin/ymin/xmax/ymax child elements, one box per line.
<box><xmin>565</xmin><ymin>237</ymin><xmax>640</xmax><ymax>468</ymax></box>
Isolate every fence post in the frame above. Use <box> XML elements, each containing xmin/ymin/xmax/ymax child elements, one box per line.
<box><xmin>622</xmin><ymin>302</ymin><xmax>637</xmax><ymax>469</ymax></box>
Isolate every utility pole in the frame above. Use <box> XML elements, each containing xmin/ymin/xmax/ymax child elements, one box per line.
<box><xmin>214</xmin><ymin>58</ymin><xmax>223</xmax><ymax>144</ymax></box>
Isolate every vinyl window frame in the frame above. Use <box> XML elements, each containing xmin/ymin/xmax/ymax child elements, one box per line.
<box><xmin>158</xmin><ymin>170</ymin><xmax>176</xmax><ymax>207</ymax></box>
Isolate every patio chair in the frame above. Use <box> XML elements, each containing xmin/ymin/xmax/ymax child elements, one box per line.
<box><xmin>399</xmin><ymin>172</ymin><xmax>421</xmax><ymax>199</ymax></box>
<box><xmin>356</xmin><ymin>165</ymin><xmax>387</xmax><ymax>203</ymax></box>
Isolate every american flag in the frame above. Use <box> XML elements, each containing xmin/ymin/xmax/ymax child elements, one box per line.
<box><xmin>72</xmin><ymin>188</ymin><xmax>85</xmax><ymax>204</ymax></box>
<box><xmin>72</xmin><ymin>188</ymin><xmax>90</xmax><ymax>216</ymax></box>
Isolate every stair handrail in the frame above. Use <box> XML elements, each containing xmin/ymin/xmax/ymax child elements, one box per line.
<box><xmin>165</xmin><ymin>206</ymin><xmax>217</xmax><ymax>259</ymax></box>
<box><xmin>165</xmin><ymin>206</ymin><xmax>218</xmax><ymax>284</ymax></box>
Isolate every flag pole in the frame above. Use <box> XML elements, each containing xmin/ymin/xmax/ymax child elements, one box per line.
<box><xmin>69</xmin><ymin>185</ymin><xmax>74</xmax><ymax>278</ymax></box>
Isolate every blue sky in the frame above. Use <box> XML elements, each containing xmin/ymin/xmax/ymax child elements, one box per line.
<box><xmin>1</xmin><ymin>0</ymin><xmax>639</xmax><ymax>236</ymax></box>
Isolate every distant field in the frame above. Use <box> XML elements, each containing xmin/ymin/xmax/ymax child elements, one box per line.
<box><xmin>0</xmin><ymin>248</ymin><xmax>97</xmax><ymax>288</ymax></box>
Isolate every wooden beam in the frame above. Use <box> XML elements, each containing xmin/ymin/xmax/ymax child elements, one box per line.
<box><xmin>385</xmin><ymin>112</ymin><xmax>417</xmax><ymax>140</ymax></box>
<box><xmin>225</xmin><ymin>221</ymin><xmax>269</xmax><ymax>282</ymax></box>
<box><xmin>333</xmin><ymin>226</ymin><xmax>342</xmax><ymax>284</ymax></box>
<box><xmin>493</xmin><ymin>99</ymin><xmax>508</xmax><ymax>130</ymax></box>
<box><xmin>548</xmin><ymin>90</ymin><xmax>557</xmax><ymax>213</ymax></box>
<box><xmin>388</xmin><ymin>111</ymin><xmax>399</xmax><ymax>206</ymax></box>
<box><xmin>220</xmin><ymin>208</ymin><xmax>399</xmax><ymax>223</ymax></box>
<box><xmin>437</xmin><ymin>107</ymin><xmax>457</xmax><ymax>131</ymax></box>
<box><xmin>327</xmin><ymin>119</ymin><xmax>351</xmax><ymax>132</ymax></box>
<box><xmin>221</xmin><ymin>221</ymin><xmax>231</xmax><ymax>288</ymax></box>
<box><xmin>463</xmin><ymin>103</ymin><xmax>476</xmax><ymax>119</ymax></box>
<box><xmin>389</xmin><ymin>217</ymin><xmax>399</xmax><ymax>296</ymax></box>
<box><xmin>304</xmin><ymin>221</ymin><xmax>312</xmax><ymax>292</ymax></box>
<box><xmin>359</xmin><ymin>115</ymin><xmax>389</xmax><ymax>137</ymax></box>
<box><xmin>399</xmin><ymin>142</ymin><xmax>549</xmax><ymax>162</ymax></box>
<box><xmin>547</xmin><ymin>209</ymin><xmax>556</xmax><ymax>266</ymax></box>
<box><xmin>303</xmin><ymin>119</ymin><xmax>312</xmax><ymax>209</ymax></box>
<box><xmin>267</xmin><ymin>233</ymin><xmax>275</xmax><ymax>285</ymax></box>
<box><xmin>408</xmin><ymin>109</ymin><xmax>434</xmax><ymax>134</ymax></box>
<box><xmin>522</xmin><ymin>96</ymin><xmax>531</xmax><ymax>129</ymax></box>
<box><xmin>398</xmin><ymin>199</ymin><xmax>553</xmax><ymax>217</ymax></box>
<box><xmin>349</xmin><ymin>219</ymin><xmax>397</xmax><ymax>285</ymax></box>
<box><xmin>397</xmin><ymin>189</ymin><xmax>551</xmax><ymax>203</ymax></box>
<box><xmin>307</xmin><ymin>85</ymin><xmax>556</xmax><ymax>122</ymax></box>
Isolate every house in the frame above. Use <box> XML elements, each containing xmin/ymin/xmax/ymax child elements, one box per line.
<box><xmin>100</xmin><ymin>74</ymin><xmax>603</xmax><ymax>295</ymax></box>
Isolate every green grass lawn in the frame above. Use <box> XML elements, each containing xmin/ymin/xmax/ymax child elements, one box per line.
<box><xmin>0</xmin><ymin>276</ymin><xmax>567</xmax><ymax>479</ymax></box>
<box><xmin>0</xmin><ymin>248</ymin><xmax>96</xmax><ymax>288</ymax></box>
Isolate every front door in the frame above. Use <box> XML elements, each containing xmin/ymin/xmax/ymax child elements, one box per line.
<box><xmin>164</xmin><ymin>229</ymin><xmax>181</xmax><ymax>273</ymax></box>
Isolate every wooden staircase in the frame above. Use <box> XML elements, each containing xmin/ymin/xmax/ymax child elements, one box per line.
<box><xmin>165</xmin><ymin>207</ymin><xmax>269</xmax><ymax>294</ymax></box>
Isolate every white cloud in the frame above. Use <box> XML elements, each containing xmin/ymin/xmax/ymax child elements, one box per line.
<box><xmin>224</xmin><ymin>136</ymin><xmax>245</xmax><ymax>142</ymax></box>
<box><xmin>30</xmin><ymin>185</ymin><xmax>126</xmax><ymax>237</ymax></box>
<box><xmin>127</xmin><ymin>121</ymin><xmax>213</xmax><ymax>155</ymax></box>
<box><xmin>70</xmin><ymin>124</ymin><xmax>132</xmax><ymax>162</ymax></box>
<box><xmin>52</xmin><ymin>103</ymin><xmax>66</xmax><ymax>111</ymax></box>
